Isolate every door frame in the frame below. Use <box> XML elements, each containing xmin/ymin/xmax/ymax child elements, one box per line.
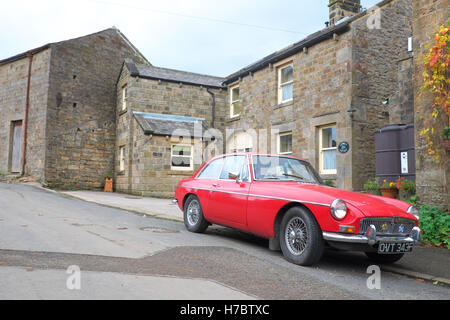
<box><xmin>9</xmin><ymin>120</ymin><xmax>23</xmax><ymax>174</ymax></box>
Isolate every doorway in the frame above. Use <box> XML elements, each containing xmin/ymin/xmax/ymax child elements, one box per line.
<box><xmin>10</xmin><ymin>120</ymin><xmax>23</xmax><ymax>173</ymax></box>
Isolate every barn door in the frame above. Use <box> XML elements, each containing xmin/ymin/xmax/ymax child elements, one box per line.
<box><xmin>11</xmin><ymin>121</ymin><xmax>23</xmax><ymax>173</ymax></box>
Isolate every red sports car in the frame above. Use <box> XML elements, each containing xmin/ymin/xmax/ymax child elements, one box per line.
<box><xmin>173</xmin><ymin>153</ymin><xmax>421</xmax><ymax>266</ymax></box>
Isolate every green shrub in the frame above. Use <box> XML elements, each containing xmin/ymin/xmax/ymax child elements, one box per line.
<box><xmin>419</xmin><ymin>205</ymin><xmax>450</xmax><ymax>249</ymax></box>
<box><xmin>324</xmin><ymin>180</ymin><xmax>335</xmax><ymax>187</ymax></box>
<box><xmin>401</xmin><ymin>179</ymin><xmax>416</xmax><ymax>194</ymax></box>
<box><xmin>364</xmin><ymin>177</ymin><xmax>380</xmax><ymax>191</ymax></box>
<box><xmin>406</xmin><ymin>194</ymin><xmax>419</xmax><ymax>206</ymax></box>
<box><xmin>443</xmin><ymin>126</ymin><xmax>450</xmax><ymax>140</ymax></box>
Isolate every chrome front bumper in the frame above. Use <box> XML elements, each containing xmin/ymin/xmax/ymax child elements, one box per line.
<box><xmin>171</xmin><ymin>198</ymin><xmax>178</xmax><ymax>205</ymax></box>
<box><xmin>323</xmin><ymin>225</ymin><xmax>421</xmax><ymax>246</ymax></box>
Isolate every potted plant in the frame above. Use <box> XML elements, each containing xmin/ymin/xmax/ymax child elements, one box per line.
<box><xmin>363</xmin><ymin>177</ymin><xmax>381</xmax><ymax>195</ymax></box>
<box><xmin>380</xmin><ymin>179</ymin><xmax>398</xmax><ymax>199</ymax></box>
<box><xmin>394</xmin><ymin>177</ymin><xmax>416</xmax><ymax>201</ymax></box>
<box><xmin>104</xmin><ymin>170</ymin><xmax>113</xmax><ymax>193</ymax></box>
<box><xmin>444</xmin><ymin>126</ymin><xmax>450</xmax><ymax>152</ymax></box>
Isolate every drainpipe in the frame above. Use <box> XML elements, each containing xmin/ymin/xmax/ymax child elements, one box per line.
<box><xmin>22</xmin><ymin>52</ymin><xmax>33</xmax><ymax>176</ymax></box>
<box><xmin>205</xmin><ymin>88</ymin><xmax>217</xmax><ymax>158</ymax></box>
<box><xmin>206</xmin><ymin>88</ymin><xmax>215</xmax><ymax>129</ymax></box>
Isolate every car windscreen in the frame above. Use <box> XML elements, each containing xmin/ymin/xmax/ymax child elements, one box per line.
<box><xmin>252</xmin><ymin>155</ymin><xmax>322</xmax><ymax>184</ymax></box>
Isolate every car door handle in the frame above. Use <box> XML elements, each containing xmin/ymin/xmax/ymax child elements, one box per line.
<box><xmin>212</xmin><ymin>183</ymin><xmax>221</xmax><ymax>187</ymax></box>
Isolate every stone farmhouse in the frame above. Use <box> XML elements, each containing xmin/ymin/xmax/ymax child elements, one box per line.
<box><xmin>2</xmin><ymin>0</ymin><xmax>444</xmax><ymax>205</ymax></box>
<box><xmin>0</xmin><ymin>28</ymin><xmax>149</xmax><ymax>189</ymax></box>
<box><xmin>223</xmin><ymin>0</ymin><xmax>413</xmax><ymax>193</ymax></box>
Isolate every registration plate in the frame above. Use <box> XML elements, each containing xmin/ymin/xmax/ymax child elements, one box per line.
<box><xmin>378</xmin><ymin>242</ymin><xmax>413</xmax><ymax>254</ymax></box>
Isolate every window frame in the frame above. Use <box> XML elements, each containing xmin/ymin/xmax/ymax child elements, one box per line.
<box><xmin>119</xmin><ymin>145</ymin><xmax>125</xmax><ymax>172</ymax></box>
<box><xmin>319</xmin><ymin>124</ymin><xmax>337</xmax><ymax>175</ymax></box>
<box><xmin>196</xmin><ymin>154</ymin><xmax>251</xmax><ymax>182</ymax></box>
<box><xmin>219</xmin><ymin>154</ymin><xmax>247</xmax><ymax>181</ymax></box>
<box><xmin>196</xmin><ymin>156</ymin><xmax>226</xmax><ymax>180</ymax></box>
<box><xmin>229</xmin><ymin>85</ymin><xmax>240</xmax><ymax>118</ymax></box>
<box><xmin>122</xmin><ymin>85</ymin><xmax>128</xmax><ymax>111</ymax></box>
<box><xmin>277</xmin><ymin>131</ymin><xmax>293</xmax><ymax>155</ymax></box>
<box><xmin>251</xmin><ymin>154</ymin><xmax>323</xmax><ymax>184</ymax></box>
<box><xmin>277</xmin><ymin>63</ymin><xmax>294</xmax><ymax>104</ymax></box>
<box><xmin>171</xmin><ymin>144</ymin><xmax>194</xmax><ymax>171</ymax></box>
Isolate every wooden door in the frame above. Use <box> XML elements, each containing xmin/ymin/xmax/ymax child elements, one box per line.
<box><xmin>11</xmin><ymin>121</ymin><xmax>22</xmax><ymax>173</ymax></box>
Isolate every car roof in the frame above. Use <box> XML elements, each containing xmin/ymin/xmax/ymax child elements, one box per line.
<box><xmin>209</xmin><ymin>152</ymin><xmax>307</xmax><ymax>162</ymax></box>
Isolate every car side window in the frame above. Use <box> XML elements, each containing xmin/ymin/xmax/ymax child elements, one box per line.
<box><xmin>240</xmin><ymin>160</ymin><xmax>250</xmax><ymax>182</ymax></box>
<box><xmin>220</xmin><ymin>155</ymin><xmax>246</xmax><ymax>180</ymax></box>
<box><xmin>197</xmin><ymin>157</ymin><xmax>225</xmax><ymax>179</ymax></box>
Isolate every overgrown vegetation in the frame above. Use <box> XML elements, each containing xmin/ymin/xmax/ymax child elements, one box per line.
<box><xmin>419</xmin><ymin>20</ymin><xmax>450</xmax><ymax>163</ymax></box>
<box><xmin>419</xmin><ymin>205</ymin><xmax>450</xmax><ymax>249</ymax></box>
<box><xmin>363</xmin><ymin>177</ymin><xmax>380</xmax><ymax>191</ymax></box>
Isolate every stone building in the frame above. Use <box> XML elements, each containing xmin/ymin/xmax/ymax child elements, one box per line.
<box><xmin>0</xmin><ymin>28</ymin><xmax>149</xmax><ymax>189</ymax></box>
<box><xmin>222</xmin><ymin>0</ymin><xmax>414</xmax><ymax>191</ymax></box>
<box><xmin>114</xmin><ymin>60</ymin><xmax>226</xmax><ymax>197</ymax></box>
<box><xmin>412</xmin><ymin>0</ymin><xmax>449</xmax><ymax>208</ymax></box>
<box><xmin>1</xmin><ymin>0</ymin><xmax>418</xmax><ymax>198</ymax></box>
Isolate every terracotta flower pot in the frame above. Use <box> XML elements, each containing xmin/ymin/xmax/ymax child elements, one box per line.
<box><xmin>104</xmin><ymin>178</ymin><xmax>113</xmax><ymax>192</ymax></box>
<box><xmin>380</xmin><ymin>188</ymin><xmax>398</xmax><ymax>199</ymax></box>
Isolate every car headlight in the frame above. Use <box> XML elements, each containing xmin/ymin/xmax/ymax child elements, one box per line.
<box><xmin>407</xmin><ymin>206</ymin><xmax>420</xmax><ymax>220</ymax></box>
<box><xmin>331</xmin><ymin>199</ymin><xmax>347</xmax><ymax>220</ymax></box>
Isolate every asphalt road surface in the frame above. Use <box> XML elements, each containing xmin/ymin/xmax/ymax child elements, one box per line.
<box><xmin>0</xmin><ymin>183</ymin><xmax>448</xmax><ymax>300</ymax></box>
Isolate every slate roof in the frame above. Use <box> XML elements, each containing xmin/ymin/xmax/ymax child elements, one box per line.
<box><xmin>126</xmin><ymin>61</ymin><xmax>225</xmax><ymax>88</ymax></box>
<box><xmin>133</xmin><ymin>112</ymin><xmax>214</xmax><ymax>139</ymax></box>
<box><xmin>0</xmin><ymin>27</ymin><xmax>150</xmax><ymax>67</ymax></box>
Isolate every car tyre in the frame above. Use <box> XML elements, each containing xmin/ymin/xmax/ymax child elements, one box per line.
<box><xmin>184</xmin><ymin>195</ymin><xmax>209</xmax><ymax>233</ymax></box>
<box><xmin>365</xmin><ymin>252</ymin><xmax>404</xmax><ymax>264</ymax></box>
<box><xmin>279</xmin><ymin>206</ymin><xmax>324</xmax><ymax>266</ymax></box>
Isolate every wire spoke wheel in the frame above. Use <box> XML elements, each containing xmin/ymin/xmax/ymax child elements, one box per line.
<box><xmin>187</xmin><ymin>199</ymin><xmax>200</xmax><ymax>226</ymax></box>
<box><xmin>183</xmin><ymin>195</ymin><xmax>209</xmax><ymax>233</ymax></box>
<box><xmin>285</xmin><ymin>216</ymin><xmax>308</xmax><ymax>255</ymax></box>
<box><xmin>279</xmin><ymin>206</ymin><xmax>324</xmax><ymax>266</ymax></box>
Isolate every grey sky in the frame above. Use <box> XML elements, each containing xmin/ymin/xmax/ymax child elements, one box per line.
<box><xmin>0</xmin><ymin>0</ymin><xmax>382</xmax><ymax>77</ymax></box>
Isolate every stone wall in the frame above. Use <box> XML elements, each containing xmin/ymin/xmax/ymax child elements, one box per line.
<box><xmin>349</xmin><ymin>0</ymin><xmax>413</xmax><ymax>190</ymax></box>
<box><xmin>412</xmin><ymin>0</ymin><xmax>449</xmax><ymax>208</ymax></box>
<box><xmin>226</xmin><ymin>30</ymin><xmax>355</xmax><ymax>188</ymax></box>
<box><xmin>224</xmin><ymin>0</ymin><xmax>412</xmax><ymax>192</ymax></box>
<box><xmin>115</xmin><ymin>66</ymin><xmax>226</xmax><ymax>197</ymax></box>
<box><xmin>44</xmin><ymin>28</ymin><xmax>149</xmax><ymax>190</ymax></box>
<box><xmin>0</xmin><ymin>48</ymin><xmax>51</xmax><ymax>179</ymax></box>
<box><xmin>390</xmin><ymin>55</ymin><xmax>414</xmax><ymax>125</ymax></box>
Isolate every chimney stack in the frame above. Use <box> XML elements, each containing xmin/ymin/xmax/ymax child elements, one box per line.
<box><xmin>328</xmin><ymin>0</ymin><xmax>361</xmax><ymax>25</ymax></box>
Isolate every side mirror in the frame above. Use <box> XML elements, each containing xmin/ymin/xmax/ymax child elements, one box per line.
<box><xmin>228</xmin><ymin>171</ymin><xmax>239</xmax><ymax>180</ymax></box>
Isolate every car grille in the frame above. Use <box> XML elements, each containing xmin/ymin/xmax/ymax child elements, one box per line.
<box><xmin>359</xmin><ymin>217</ymin><xmax>416</xmax><ymax>236</ymax></box>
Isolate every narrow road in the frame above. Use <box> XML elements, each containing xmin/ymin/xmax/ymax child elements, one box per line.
<box><xmin>0</xmin><ymin>183</ymin><xmax>448</xmax><ymax>299</ymax></box>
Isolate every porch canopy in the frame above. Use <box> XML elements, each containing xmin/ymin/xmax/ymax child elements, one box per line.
<box><xmin>133</xmin><ymin>111</ymin><xmax>215</xmax><ymax>140</ymax></box>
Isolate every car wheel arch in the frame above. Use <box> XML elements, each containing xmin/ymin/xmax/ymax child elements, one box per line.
<box><xmin>182</xmin><ymin>193</ymin><xmax>198</xmax><ymax>210</ymax></box>
<box><xmin>273</xmin><ymin>202</ymin><xmax>321</xmax><ymax>241</ymax></box>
